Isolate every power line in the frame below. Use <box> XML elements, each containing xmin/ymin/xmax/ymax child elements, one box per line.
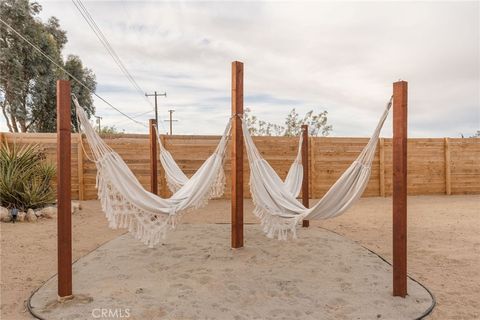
<box><xmin>71</xmin><ymin>0</ymin><xmax>167</xmax><ymax>131</ymax></box>
<box><xmin>114</xmin><ymin>109</ymin><xmax>156</xmax><ymax>126</ymax></box>
<box><xmin>131</xmin><ymin>109</ymin><xmax>154</xmax><ymax>118</ymax></box>
<box><xmin>0</xmin><ymin>17</ymin><xmax>147</xmax><ymax>128</ymax></box>
<box><xmin>0</xmin><ymin>74</ymin><xmax>141</xmax><ymax>127</ymax></box>
<box><xmin>72</xmin><ymin>0</ymin><xmax>144</xmax><ymax>97</ymax></box>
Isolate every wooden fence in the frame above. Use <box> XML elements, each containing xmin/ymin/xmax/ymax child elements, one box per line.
<box><xmin>1</xmin><ymin>132</ymin><xmax>479</xmax><ymax>200</ymax></box>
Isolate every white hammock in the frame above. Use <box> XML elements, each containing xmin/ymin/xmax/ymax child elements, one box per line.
<box><xmin>156</xmin><ymin>120</ymin><xmax>305</xmax><ymax>198</ymax></box>
<box><xmin>74</xmin><ymin>97</ymin><xmax>231</xmax><ymax>247</ymax></box>
<box><xmin>153</xmin><ymin>126</ymin><xmax>189</xmax><ymax>193</ymax></box>
<box><xmin>283</xmin><ymin>132</ymin><xmax>303</xmax><ymax>197</ymax></box>
<box><xmin>243</xmin><ymin>98</ymin><xmax>393</xmax><ymax>240</ymax></box>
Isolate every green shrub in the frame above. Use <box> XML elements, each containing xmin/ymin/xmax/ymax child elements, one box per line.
<box><xmin>0</xmin><ymin>142</ymin><xmax>56</xmax><ymax>210</ymax></box>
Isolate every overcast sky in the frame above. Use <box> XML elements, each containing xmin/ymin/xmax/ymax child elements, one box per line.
<box><xmin>2</xmin><ymin>1</ymin><xmax>479</xmax><ymax>137</ymax></box>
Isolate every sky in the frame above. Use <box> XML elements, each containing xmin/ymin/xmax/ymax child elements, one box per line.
<box><xmin>1</xmin><ymin>1</ymin><xmax>479</xmax><ymax>137</ymax></box>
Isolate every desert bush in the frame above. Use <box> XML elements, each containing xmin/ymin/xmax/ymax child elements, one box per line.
<box><xmin>0</xmin><ymin>142</ymin><xmax>56</xmax><ymax>210</ymax></box>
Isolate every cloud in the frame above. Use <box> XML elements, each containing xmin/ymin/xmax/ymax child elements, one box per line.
<box><xmin>1</xmin><ymin>1</ymin><xmax>478</xmax><ymax>137</ymax></box>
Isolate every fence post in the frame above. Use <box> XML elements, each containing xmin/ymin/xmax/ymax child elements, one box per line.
<box><xmin>301</xmin><ymin>125</ymin><xmax>309</xmax><ymax>227</ymax></box>
<box><xmin>379</xmin><ymin>138</ymin><xmax>385</xmax><ymax>197</ymax></box>
<box><xmin>231</xmin><ymin>61</ymin><xmax>244</xmax><ymax>249</ymax></box>
<box><xmin>149</xmin><ymin>119</ymin><xmax>158</xmax><ymax>195</ymax></box>
<box><xmin>393</xmin><ymin>80</ymin><xmax>408</xmax><ymax>297</ymax></box>
<box><xmin>309</xmin><ymin>137</ymin><xmax>315</xmax><ymax>199</ymax></box>
<box><xmin>445</xmin><ymin>138</ymin><xmax>451</xmax><ymax>195</ymax></box>
<box><xmin>56</xmin><ymin>80</ymin><xmax>73</xmax><ymax>300</ymax></box>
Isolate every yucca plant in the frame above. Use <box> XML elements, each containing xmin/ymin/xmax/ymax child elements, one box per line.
<box><xmin>0</xmin><ymin>142</ymin><xmax>56</xmax><ymax>211</ymax></box>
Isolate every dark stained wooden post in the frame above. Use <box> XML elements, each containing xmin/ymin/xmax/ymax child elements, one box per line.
<box><xmin>56</xmin><ymin>80</ymin><xmax>73</xmax><ymax>299</ymax></box>
<box><xmin>231</xmin><ymin>61</ymin><xmax>244</xmax><ymax>248</ymax></box>
<box><xmin>301</xmin><ymin>124</ymin><xmax>310</xmax><ymax>227</ymax></box>
<box><xmin>393</xmin><ymin>80</ymin><xmax>408</xmax><ymax>297</ymax></box>
<box><xmin>149</xmin><ymin>119</ymin><xmax>158</xmax><ymax>195</ymax></box>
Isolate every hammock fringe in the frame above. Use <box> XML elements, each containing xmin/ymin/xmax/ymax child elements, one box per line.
<box><xmin>95</xmin><ymin>159</ymin><xmax>227</xmax><ymax>248</ymax></box>
<box><xmin>253</xmin><ymin>206</ymin><xmax>302</xmax><ymax>240</ymax></box>
<box><xmin>249</xmin><ymin>179</ymin><xmax>306</xmax><ymax>240</ymax></box>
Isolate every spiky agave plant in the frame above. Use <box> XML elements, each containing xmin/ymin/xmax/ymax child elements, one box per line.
<box><xmin>0</xmin><ymin>142</ymin><xmax>56</xmax><ymax>211</ymax></box>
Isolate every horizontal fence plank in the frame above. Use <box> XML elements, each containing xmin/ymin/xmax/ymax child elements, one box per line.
<box><xmin>3</xmin><ymin>133</ymin><xmax>479</xmax><ymax>200</ymax></box>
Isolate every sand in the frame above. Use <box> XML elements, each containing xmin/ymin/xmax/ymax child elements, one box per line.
<box><xmin>1</xmin><ymin>195</ymin><xmax>479</xmax><ymax>319</ymax></box>
<box><xmin>0</xmin><ymin>202</ymin><xmax>124</xmax><ymax>320</ymax></box>
<box><xmin>29</xmin><ymin>225</ymin><xmax>432</xmax><ymax>320</ymax></box>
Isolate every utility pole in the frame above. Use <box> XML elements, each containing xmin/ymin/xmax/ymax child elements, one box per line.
<box><xmin>163</xmin><ymin>109</ymin><xmax>178</xmax><ymax>135</ymax></box>
<box><xmin>145</xmin><ymin>91</ymin><xmax>167</xmax><ymax>129</ymax></box>
<box><xmin>94</xmin><ymin>115</ymin><xmax>102</xmax><ymax>133</ymax></box>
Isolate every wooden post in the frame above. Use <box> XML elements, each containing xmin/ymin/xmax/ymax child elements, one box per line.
<box><xmin>56</xmin><ymin>80</ymin><xmax>73</xmax><ymax>300</ymax></box>
<box><xmin>160</xmin><ymin>135</ymin><xmax>168</xmax><ymax>198</ymax></box>
<box><xmin>301</xmin><ymin>124</ymin><xmax>310</xmax><ymax>227</ymax></box>
<box><xmin>309</xmin><ymin>137</ymin><xmax>315</xmax><ymax>199</ymax></box>
<box><xmin>392</xmin><ymin>80</ymin><xmax>408</xmax><ymax>297</ymax></box>
<box><xmin>379</xmin><ymin>138</ymin><xmax>385</xmax><ymax>197</ymax></box>
<box><xmin>77</xmin><ymin>134</ymin><xmax>85</xmax><ymax>201</ymax></box>
<box><xmin>149</xmin><ymin>119</ymin><xmax>158</xmax><ymax>195</ymax></box>
<box><xmin>231</xmin><ymin>61</ymin><xmax>244</xmax><ymax>249</ymax></box>
<box><xmin>445</xmin><ymin>138</ymin><xmax>451</xmax><ymax>195</ymax></box>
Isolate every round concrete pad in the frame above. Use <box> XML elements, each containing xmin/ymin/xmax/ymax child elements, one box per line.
<box><xmin>30</xmin><ymin>224</ymin><xmax>432</xmax><ymax>319</ymax></box>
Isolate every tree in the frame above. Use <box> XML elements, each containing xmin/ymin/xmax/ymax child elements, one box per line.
<box><xmin>0</xmin><ymin>0</ymin><xmax>44</xmax><ymax>132</ymax></box>
<box><xmin>459</xmin><ymin>130</ymin><xmax>480</xmax><ymax>138</ymax></box>
<box><xmin>244</xmin><ymin>107</ymin><xmax>332</xmax><ymax>137</ymax></box>
<box><xmin>244</xmin><ymin>108</ymin><xmax>259</xmax><ymax>135</ymax></box>
<box><xmin>469</xmin><ymin>130</ymin><xmax>480</xmax><ymax>138</ymax></box>
<box><xmin>99</xmin><ymin>125</ymin><xmax>122</xmax><ymax>135</ymax></box>
<box><xmin>65</xmin><ymin>55</ymin><xmax>96</xmax><ymax>132</ymax></box>
<box><xmin>284</xmin><ymin>108</ymin><xmax>301</xmax><ymax>136</ymax></box>
<box><xmin>0</xmin><ymin>0</ymin><xmax>96</xmax><ymax>133</ymax></box>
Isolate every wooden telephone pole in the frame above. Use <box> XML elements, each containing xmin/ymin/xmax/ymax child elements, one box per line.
<box><xmin>145</xmin><ymin>91</ymin><xmax>167</xmax><ymax>129</ymax></box>
<box><xmin>164</xmin><ymin>109</ymin><xmax>178</xmax><ymax>135</ymax></box>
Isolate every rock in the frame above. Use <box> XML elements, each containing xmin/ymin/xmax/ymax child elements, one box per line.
<box><xmin>72</xmin><ymin>202</ymin><xmax>81</xmax><ymax>214</ymax></box>
<box><xmin>0</xmin><ymin>207</ymin><xmax>11</xmax><ymax>222</ymax></box>
<box><xmin>39</xmin><ymin>206</ymin><xmax>57</xmax><ymax>218</ymax></box>
<box><xmin>41</xmin><ymin>211</ymin><xmax>53</xmax><ymax>219</ymax></box>
<box><xmin>26</xmin><ymin>209</ymin><xmax>37</xmax><ymax>222</ymax></box>
<box><xmin>17</xmin><ymin>211</ymin><xmax>26</xmax><ymax>222</ymax></box>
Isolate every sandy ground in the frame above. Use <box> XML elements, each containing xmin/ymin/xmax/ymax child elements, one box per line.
<box><xmin>29</xmin><ymin>225</ymin><xmax>432</xmax><ymax>320</ymax></box>
<box><xmin>0</xmin><ymin>203</ymin><xmax>124</xmax><ymax>320</ymax></box>
<box><xmin>1</xmin><ymin>195</ymin><xmax>479</xmax><ymax>319</ymax></box>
